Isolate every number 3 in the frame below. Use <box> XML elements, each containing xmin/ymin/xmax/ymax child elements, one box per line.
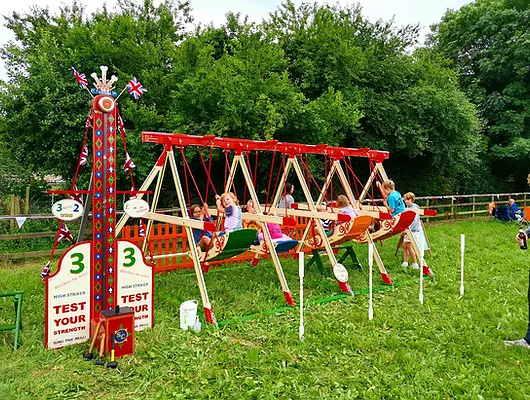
<box><xmin>123</xmin><ymin>247</ymin><xmax>136</xmax><ymax>267</ymax></box>
<box><xmin>70</xmin><ymin>253</ymin><xmax>84</xmax><ymax>274</ymax></box>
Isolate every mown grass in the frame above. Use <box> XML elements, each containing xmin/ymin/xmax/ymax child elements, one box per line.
<box><xmin>1</xmin><ymin>219</ymin><xmax>530</xmax><ymax>399</ymax></box>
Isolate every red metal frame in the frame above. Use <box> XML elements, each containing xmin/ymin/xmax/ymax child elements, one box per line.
<box><xmin>141</xmin><ymin>132</ymin><xmax>390</xmax><ymax>160</ymax></box>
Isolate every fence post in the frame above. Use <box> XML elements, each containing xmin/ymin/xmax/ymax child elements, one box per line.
<box><xmin>451</xmin><ymin>197</ymin><xmax>455</xmax><ymax>219</ymax></box>
<box><xmin>9</xmin><ymin>195</ymin><xmax>15</xmax><ymax>232</ymax></box>
<box><xmin>24</xmin><ymin>186</ymin><xmax>30</xmax><ymax>215</ymax></box>
<box><xmin>524</xmin><ymin>193</ymin><xmax>527</xmax><ymax>208</ymax></box>
<box><xmin>425</xmin><ymin>199</ymin><xmax>430</xmax><ymax>223</ymax></box>
<box><xmin>472</xmin><ymin>196</ymin><xmax>476</xmax><ymax>218</ymax></box>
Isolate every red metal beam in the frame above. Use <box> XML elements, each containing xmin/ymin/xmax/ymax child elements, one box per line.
<box><xmin>141</xmin><ymin>131</ymin><xmax>389</xmax><ymax>159</ymax></box>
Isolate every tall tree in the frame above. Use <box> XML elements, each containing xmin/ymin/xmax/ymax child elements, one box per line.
<box><xmin>0</xmin><ymin>0</ymin><xmax>191</xmax><ymax>182</ymax></box>
<box><xmin>430</xmin><ymin>0</ymin><xmax>530</xmax><ymax>190</ymax></box>
<box><xmin>264</xmin><ymin>1</ymin><xmax>484</xmax><ymax>194</ymax></box>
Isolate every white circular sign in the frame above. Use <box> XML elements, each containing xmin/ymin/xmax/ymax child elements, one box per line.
<box><xmin>333</xmin><ymin>263</ymin><xmax>349</xmax><ymax>283</ymax></box>
<box><xmin>123</xmin><ymin>198</ymin><xmax>149</xmax><ymax>218</ymax></box>
<box><xmin>51</xmin><ymin>199</ymin><xmax>84</xmax><ymax>221</ymax></box>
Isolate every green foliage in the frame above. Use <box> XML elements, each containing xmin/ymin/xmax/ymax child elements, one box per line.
<box><xmin>0</xmin><ymin>0</ymin><xmax>191</xmax><ymax>185</ymax></box>
<box><xmin>431</xmin><ymin>0</ymin><xmax>530</xmax><ymax>190</ymax></box>
<box><xmin>0</xmin><ymin>0</ymin><xmax>484</xmax><ymax>197</ymax></box>
<box><xmin>265</xmin><ymin>1</ymin><xmax>484</xmax><ymax>194</ymax></box>
<box><xmin>1</xmin><ymin>220</ymin><xmax>530</xmax><ymax>398</ymax></box>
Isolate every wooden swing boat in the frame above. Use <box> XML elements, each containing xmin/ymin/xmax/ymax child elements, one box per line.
<box><xmin>303</xmin><ymin>215</ymin><xmax>373</xmax><ymax>249</ymax></box>
<box><xmin>248</xmin><ymin>237</ymin><xmax>299</xmax><ymax>266</ymax></box>
<box><xmin>198</xmin><ymin>228</ymin><xmax>259</xmax><ymax>263</ymax></box>
<box><xmin>352</xmin><ymin>209</ymin><xmax>416</xmax><ymax>244</ymax></box>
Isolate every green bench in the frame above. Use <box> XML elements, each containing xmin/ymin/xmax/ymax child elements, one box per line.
<box><xmin>0</xmin><ymin>291</ymin><xmax>24</xmax><ymax>350</ymax></box>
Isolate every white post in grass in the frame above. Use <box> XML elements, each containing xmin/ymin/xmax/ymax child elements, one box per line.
<box><xmin>460</xmin><ymin>234</ymin><xmax>465</xmax><ymax>297</ymax></box>
<box><xmin>419</xmin><ymin>233</ymin><xmax>424</xmax><ymax>305</ymax></box>
<box><xmin>368</xmin><ymin>241</ymin><xmax>374</xmax><ymax>321</ymax></box>
<box><xmin>299</xmin><ymin>251</ymin><xmax>304</xmax><ymax>340</ymax></box>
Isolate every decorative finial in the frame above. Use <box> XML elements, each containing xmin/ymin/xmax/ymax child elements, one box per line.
<box><xmin>90</xmin><ymin>65</ymin><xmax>118</xmax><ymax>97</ymax></box>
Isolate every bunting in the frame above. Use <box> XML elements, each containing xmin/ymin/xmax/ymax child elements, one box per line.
<box><xmin>40</xmin><ymin>261</ymin><xmax>51</xmax><ymax>281</ymax></box>
<box><xmin>124</xmin><ymin>152</ymin><xmax>136</xmax><ymax>171</ymax></box>
<box><xmin>79</xmin><ymin>146</ymin><xmax>89</xmax><ymax>167</ymax></box>
<box><xmin>138</xmin><ymin>219</ymin><xmax>146</xmax><ymax>237</ymax></box>
<box><xmin>58</xmin><ymin>223</ymin><xmax>75</xmax><ymax>243</ymax></box>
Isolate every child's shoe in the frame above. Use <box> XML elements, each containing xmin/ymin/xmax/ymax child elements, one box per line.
<box><xmin>401</xmin><ymin>262</ymin><xmax>409</xmax><ymax>267</ymax></box>
<box><xmin>411</xmin><ymin>263</ymin><xmax>419</xmax><ymax>269</ymax></box>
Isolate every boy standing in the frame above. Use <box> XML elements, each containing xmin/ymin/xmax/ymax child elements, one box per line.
<box><xmin>377</xmin><ymin>179</ymin><xmax>406</xmax><ymax>216</ymax></box>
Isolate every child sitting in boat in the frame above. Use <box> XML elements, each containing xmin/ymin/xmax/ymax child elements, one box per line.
<box><xmin>215</xmin><ymin>192</ymin><xmax>242</xmax><ymax>233</ymax></box>
<box><xmin>246</xmin><ymin>199</ymin><xmax>292</xmax><ymax>241</ymax></box>
<box><xmin>190</xmin><ymin>203</ymin><xmax>213</xmax><ymax>251</ymax></box>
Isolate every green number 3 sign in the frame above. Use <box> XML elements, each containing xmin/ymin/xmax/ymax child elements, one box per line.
<box><xmin>123</xmin><ymin>247</ymin><xmax>136</xmax><ymax>267</ymax></box>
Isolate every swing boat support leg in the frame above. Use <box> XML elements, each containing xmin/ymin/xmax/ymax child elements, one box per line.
<box><xmin>166</xmin><ymin>148</ymin><xmax>218</xmax><ymax>325</ymax></box>
<box><xmin>115</xmin><ymin>149</ymin><xmax>167</xmax><ymax>236</ymax></box>
<box><xmin>228</xmin><ymin>154</ymin><xmax>295</xmax><ymax>306</ymax></box>
<box><xmin>290</xmin><ymin>157</ymin><xmax>353</xmax><ymax>295</ymax></box>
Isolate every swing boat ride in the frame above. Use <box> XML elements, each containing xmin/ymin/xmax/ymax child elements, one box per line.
<box><xmin>43</xmin><ymin>65</ymin><xmax>438</xmax><ymax>349</ymax></box>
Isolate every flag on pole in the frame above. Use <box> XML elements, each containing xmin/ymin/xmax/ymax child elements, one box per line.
<box><xmin>58</xmin><ymin>223</ymin><xmax>75</xmax><ymax>243</ymax></box>
<box><xmin>40</xmin><ymin>261</ymin><xmax>51</xmax><ymax>280</ymax></box>
<box><xmin>79</xmin><ymin>146</ymin><xmax>89</xmax><ymax>167</ymax></box>
<box><xmin>71</xmin><ymin>67</ymin><xmax>88</xmax><ymax>89</ymax></box>
<box><xmin>124</xmin><ymin>152</ymin><xmax>136</xmax><ymax>171</ymax></box>
<box><xmin>126</xmin><ymin>77</ymin><xmax>147</xmax><ymax>99</ymax></box>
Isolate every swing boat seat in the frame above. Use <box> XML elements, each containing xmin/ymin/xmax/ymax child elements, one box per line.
<box><xmin>353</xmin><ymin>210</ymin><xmax>416</xmax><ymax>244</ymax></box>
<box><xmin>198</xmin><ymin>228</ymin><xmax>258</xmax><ymax>262</ymax></box>
<box><xmin>304</xmin><ymin>215</ymin><xmax>373</xmax><ymax>249</ymax></box>
<box><xmin>249</xmin><ymin>238</ymin><xmax>299</xmax><ymax>260</ymax></box>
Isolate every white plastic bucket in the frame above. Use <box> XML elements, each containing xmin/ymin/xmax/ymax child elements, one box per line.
<box><xmin>180</xmin><ymin>300</ymin><xmax>198</xmax><ymax>330</ymax></box>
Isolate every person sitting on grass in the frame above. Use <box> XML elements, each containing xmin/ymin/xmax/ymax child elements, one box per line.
<box><xmin>508</xmin><ymin>198</ymin><xmax>524</xmax><ymax>221</ymax></box>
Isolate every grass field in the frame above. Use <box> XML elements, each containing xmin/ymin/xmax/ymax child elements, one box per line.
<box><xmin>1</xmin><ymin>219</ymin><xmax>530</xmax><ymax>399</ymax></box>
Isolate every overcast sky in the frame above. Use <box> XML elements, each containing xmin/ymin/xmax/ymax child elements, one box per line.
<box><xmin>0</xmin><ymin>0</ymin><xmax>472</xmax><ymax>81</ymax></box>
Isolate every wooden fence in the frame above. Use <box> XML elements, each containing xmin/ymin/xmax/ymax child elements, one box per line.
<box><xmin>2</xmin><ymin>192</ymin><xmax>530</xmax><ymax>264</ymax></box>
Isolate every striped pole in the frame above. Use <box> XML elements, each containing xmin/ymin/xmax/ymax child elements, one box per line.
<box><xmin>460</xmin><ymin>234</ymin><xmax>465</xmax><ymax>296</ymax></box>
<box><xmin>299</xmin><ymin>251</ymin><xmax>305</xmax><ymax>340</ymax></box>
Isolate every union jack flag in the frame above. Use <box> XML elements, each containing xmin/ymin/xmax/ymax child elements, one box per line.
<box><xmin>71</xmin><ymin>67</ymin><xmax>88</xmax><ymax>89</ymax></box>
<box><xmin>124</xmin><ymin>152</ymin><xmax>136</xmax><ymax>171</ymax></box>
<box><xmin>126</xmin><ymin>77</ymin><xmax>147</xmax><ymax>100</ymax></box>
<box><xmin>40</xmin><ymin>261</ymin><xmax>51</xmax><ymax>281</ymax></box>
<box><xmin>138</xmin><ymin>219</ymin><xmax>146</xmax><ymax>237</ymax></box>
<box><xmin>79</xmin><ymin>146</ymin><xmax>89</xmax><ymax>167</ymax></box>
<box><xmin>58</xmin><ymin>223</ymin><xmax>75</xmax><ymax>243</ymax></box>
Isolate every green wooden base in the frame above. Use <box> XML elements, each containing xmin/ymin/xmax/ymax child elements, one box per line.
<box><xmin>306</xmin><ymin>245</ymin><xmax>362</xmax><ymax>275</ymax></box>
